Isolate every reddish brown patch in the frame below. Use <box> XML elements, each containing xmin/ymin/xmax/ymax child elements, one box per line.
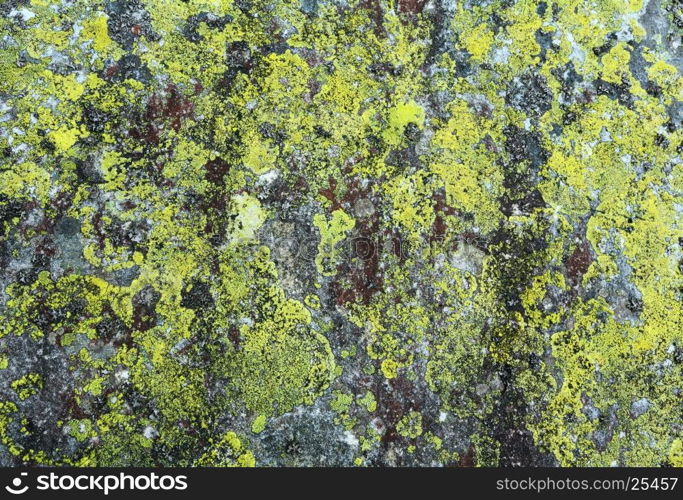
<box><xmin>361</xmin><ymin>0</ymin><xmax>385</xmax><ymax>35</ymax></box>
<box><xmin>302</xmin><ymin>51</ymin><xmax>326</xmax><ymax>68</ymax></box>
<box><xmin>566</xmin><ymin>238</ymin><xmax>592</xmax><ymax>286</ymax></box>
<box><xmin>381</xmin><ymin>426</ymin><xmax>399</xmax><ymax>444</ymax></box>
<box><xmin>64</xmin><ymin>394</ymin><xmax>88</xmax><ymax>420</ymax></box>
<box><xmin>294</xmin><ymin>176</ymin><xmax>309</xmax><ymax>192</ymax></box>
<box><xmin>104</xmin><ymin>64</ymin><xmax>119</xmax><ymax>78</ymax></box>
<box><xmin>318</xmin><ymin>177</ymin><xmax>340</xmax><ymax>210</ymax></box>
<box><xmin>131</xmin><ymin>24</ymin><xmax>142</xmax><ymax>36</ymax></box>
<box><xmin>173</xmin><ymin>340</ymin><xmax>195</xmax><ymax>358</ymax></box>
<box><xmin>328</xmin><ymin>177</ymin><xmax>384</xmax><ymax>306</ymax></box>
<box><xmin>33</xmin><ymin>237</ymin><xmax>56</xmax><ymax>259</ymax></box>
<box><xmin>431</xmin><ymin>190</ymin><xmax>458</xmax><ymax>241</ymax></box>
<box><xmin>228</xmin><ymin>326</ymin><xmax>241</xmax><ymax>350</ymax></box>
<box><xmin>91</xmin><ymin>209</ymin><xmax>107</xmax><ymax>250</ymax></box>
<box><xmin>51</xmin><ymin>190</ymin><xmax>74</xmax><ymax>213</ymax></box>
<box><xmin>458</xmin><ymin>445</ymin><xmax>476</xmax><ymax>467</ymax></box>
<box><xmin>398</xmin><ymin>0</ymin><xmax>426</xmax><ymax>14</ymax></box>
<box><xmin>147</xmin><ymin>84</ymin><xmax>194</xmax><ymax>131</ymax></box>
<box><xmin>579</xmin><ymin>88</ymin><xmax>595</xmax><ymax>105</ymax></box>
<box><xmin>131</xmin><ymin>84</ymin><xmax>194</xmax><ymax>144</ymax></box>
<box><xmin>204</xmin><ymin>157</ymin><xmax>230</xmax><ymax>185</ymax></box>
<box><xmin>306</xmin><ymin>78</ymin><xmax>322</xmax><ymax>102</ymax></box>
<box><xmin>375</xmin><ymin>375</ymin><xmax>429</xmax><ymax>450</ymax></box>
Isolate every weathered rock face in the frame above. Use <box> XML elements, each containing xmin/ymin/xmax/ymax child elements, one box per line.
<box><xmin>0</xmin><ymin>0</ymin><xmax>681</xmax><ymax>467</ymax></box>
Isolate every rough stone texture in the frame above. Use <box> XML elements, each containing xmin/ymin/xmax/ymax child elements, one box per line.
<box><xmin>0</xmin><ymin>0</ymin><xmax>681</xmax><ymax>467</ymax></box>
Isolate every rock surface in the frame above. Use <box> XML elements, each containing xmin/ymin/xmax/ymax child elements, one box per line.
<box><xmin>0</xmin><ymin>0</ymin><xmax>681</xmax><ymax>467</ymax></box>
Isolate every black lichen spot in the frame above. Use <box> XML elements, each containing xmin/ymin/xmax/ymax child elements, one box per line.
<box><xmin>75</xmin><ymin>157</ymin><xmax>105</xmax><ymax>184</ymax></box>
<box><xmin>594</xmin><ymin>78</ymin><xmax>634</xmax><ymax>108</ymax></box>
<box><xmin>260</xmin><ymin>43</ymin><xmax>291</xmax><ymax>57</ymax></box>
<box><xmin>672</xmin><ymin>344</ymin><xmax>683</xmax><ymax>365</ymax></box>
<box><xmin>0</xmin><ymin>194</ymin><xmax>24</xmax><ymax>236</ymax></box>
<box><xmin>180</xmin><ymin>280</ymin><xmax>214</xmax><ymax>311</ymax></box>
<box><xmin>131</xmin><ymin>286</ymin><xmax>160</xmax><ymax>332</ymax></box>
<box><xmin>15</xmin><ymin>268</ymin><xmax>37</xmax><ymax>286</ymax></box>
<box><xmin>503</xmin><ymin>125</ymin><xmax>548</xmax><ymax>171</ymax></box>
<box><xmin>655</xmin><ymin>133</ymin><xmax>669</xmax><ymax>149</ymax></box>
<box><xmin>108</xmin><ymin>218</ymin><xmax>149</xmax><ymax>251</ymax></box>
<box><xmin>258</xmin><ymin>122</ymin><xmax>285</xmax><ymax>142</ymax></box>
<box><xmin>31</xmin><ymin>238</ymin><xmax>56</xmax><ymax>271</ymax></box>
<box><xmin>216</xmin><ymin>41</ymin><xmax>254</xmax><ymax>93</ymax></box>
<box><xmin>505</xmin><ymin>72</ymin><xmax>553</xmax><ymax>117</ymax></box>
<box><xmin>96</xmin><ymin>306</ymin><xmax>132</xmax><ymax>347</ymax></box>
<box><xmin>536</xmin><ymin>1</ymin><xmax>547</xmax><ymax>15</ymax></box>
<box><xmin>499</xmin><ymin>189</ymin><xmax>546</xmax><ymax>217</ymax></box>
<box><xmin>403</xmin><ymin>121</ymin><xmax>422</xmax><ymax>142</ymax></box>
<box><xmin>535</xmin><ymin>29</ymin><xmax>554</xmax><ymax>60</ymax></box>
<box><xmin>0</xmin><ymin>240</ymin><xmax>10</xmax><ymax>271</ymax></box>
<box><xmin>561</xmin><ymin>107</ymin><xmax>578</xmax><ymax>125</ymax></box>
<box><xmin>105</xmin><ymin>0</ymin><xmax>158</xmax><ymax>50</ymax></box>
<box><xmin>646</xmin><ymin>81</ymin><xmax>663</xmax><ymax>98</ymax></box>
<box><xmin>626</xmin><ymin>294</ymin><xmax>643</xmax><ymax>314</ymax></box>
<box><xmin>82</xmin><ymin>105</ymin><xmax>109</xmax><ymax>135</ymax></box>
<box><xmin>0</xmin><ymin>0</ymin><xmax>29</xmax><ymax>17</ymax></box>
<box><xmin>592</xmin><ymin>33</ymin><xmax>617</xmax><ymax>57</ymax></box>
<box><xmin>488</xmin><ymin>225</ymin><xmax>550</xmax><ymax>314</ymax></box>
<box><xmin>384</xmin><ymin>145</ymin><xmax>421</xmax><ymax>170</ymax></box>
<box><xmin>35</xmin><ymin>297</ymin><xmax>88</xmax><ymax>334</ymax></box>
<box><xmin>233</xmin><ymin>0</ymin><xmax>253</xmax><ymax>14</ymax></box>
<box><xmin>183</xmin><ymin>12</ymin><xmax>233</xmax><ymax>43</ymax></box>
<box><xmin>105</xmin><ymin>54</ymin><xmax>152</xmax><ymax>83</ymax></box>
